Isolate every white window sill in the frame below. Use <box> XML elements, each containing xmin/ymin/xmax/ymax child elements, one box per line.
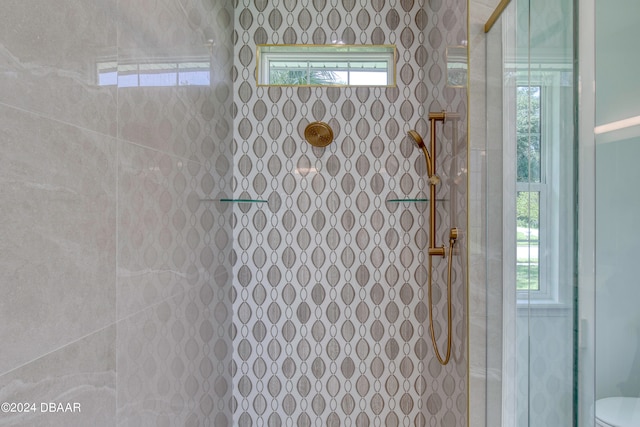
<box><xmin>516</xmin><ymin>302</ymin><xmax>571</xmax><ymax>317</ymax></box>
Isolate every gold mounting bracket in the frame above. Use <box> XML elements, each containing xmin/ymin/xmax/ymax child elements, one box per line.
<box><xmin>429</xmin><ymin>246</ymin><xmax>446</xmax><ymax>257</ymax></box>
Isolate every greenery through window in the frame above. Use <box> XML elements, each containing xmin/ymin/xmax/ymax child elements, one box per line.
<box><xmin>517</xmin><ymin>86</ymin><xmax>541</xmax><ymax>182</ymax></box>
<box><xmin>516</xmin><ymin>85</ymin><xmax>541</xmax><ymax>291</ymax></box>
<box><xmin>257</xmin><ymin>45</ymin><xmax>396</xmax><ymax>87</ymax></box>
<box><xmin>269</xmin><ymin>69</ymin><xmax>342</xmax><ymax>86</ymax></box>
<box><xmin>269</xmin><ymin>65</ymin><xmax>388</xmax><ymax>86</ymax></box>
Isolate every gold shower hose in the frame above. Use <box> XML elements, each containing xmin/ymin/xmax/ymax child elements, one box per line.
<box><xmin>428</xmin><ymin>228</ymin><xmax>457</xmax><ymax>365</ymax></box>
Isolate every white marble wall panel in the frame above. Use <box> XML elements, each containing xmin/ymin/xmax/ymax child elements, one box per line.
<box><xmin>0</xmin><ymin>104</ymin><xmax>117</xmax><ymax>376</ymax></box>
<box><xmin>116</xmin><ymin>0</ymin><xmax>234</xmax><ymax>162</ymax></box>
<box><xmin>0</xmin><ymin>0</ymin><xmax>118</xmax><ymax>136</ymax></box>
<box><xmin>116</xmin><ymin>142</ymin><xmax>210</xmax><ymax>320</ymax></box>
<box><xmin>0</xmin><ymin>326</ymin><xmax>116</xmax><ymax>427</ymax></box>
<box><xmin>0</xmin><ymin>0</ymin><xmax>235</xmax><ymax>425</ymax></box>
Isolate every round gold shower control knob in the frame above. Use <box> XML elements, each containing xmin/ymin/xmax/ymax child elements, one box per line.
<box><xmin>429</xmin><ymin>174</ymin><xmax>441</xmax><ymax>185</ymax></box>
<box><xmin>304</xmin><ymin>121</ymin><xmax>334</xmax><ymax>147</ymax></box>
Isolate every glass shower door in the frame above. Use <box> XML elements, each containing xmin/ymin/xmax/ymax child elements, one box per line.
<box><xmin>485</xmin><ymin>0</ymin><xmax>577</xmax><ymax>425</ymax></box>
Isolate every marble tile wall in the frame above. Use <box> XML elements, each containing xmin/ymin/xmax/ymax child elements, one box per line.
<box><xmin>232</xmin><ymin>1</ymin><xmax>468</xmax><ymax>426</ymax></box>
<box><xmin>0</xmin><ymin>0</ymin><xmax>234</xmax><ymax>426</ymax></box>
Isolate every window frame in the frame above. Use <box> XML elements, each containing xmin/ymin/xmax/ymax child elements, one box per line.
<box><xmin>256</xmin><ymin>44</ymin><xmax>396</xmax><ymax>87</ymax></box>
<box><xmin>514</xmin><ymin>68</ymin><xmax>572</xmax><ymax>306</ymax></box>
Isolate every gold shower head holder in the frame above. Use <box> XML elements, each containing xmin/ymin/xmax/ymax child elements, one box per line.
<box><xmin>304</xmin><ymin>121</ymin><xmax>334</xmax><ymax>147</ymax></box>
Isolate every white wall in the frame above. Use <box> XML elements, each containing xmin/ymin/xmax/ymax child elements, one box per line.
<box><xmin>594</xmin><ymin>0</ymin><xmax>640</xmax><ymax>402</ymax></box>
<box><xmin>596</xmin><ymin>138</ymin><xmax>640</xmax><ymax>399</ymax></box>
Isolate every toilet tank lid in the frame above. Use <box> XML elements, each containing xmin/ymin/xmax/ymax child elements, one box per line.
<box><xmin>596</xmin><ymin>397</ymin><xmax>640</xmax><ymax>426</ymax></box>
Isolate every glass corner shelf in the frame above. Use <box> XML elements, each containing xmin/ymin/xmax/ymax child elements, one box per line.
<box><xmin>220</xmin><ymin>198</ymin><xmax>268</xmax><ymax>204</ymax></box>
<box><xmin>385</xmin><ymin>198</ymin><xmax>448</xmax><ymax>203</ymax></box>
<box><xmin>200</xmin><ymin>198</ymin><xmax>268</xmax><ymax>203</ymax></box>
<box><xmin>386</xmin><ymin>198</ymin><xmax>430</xmax><ymax>203</ymax></box>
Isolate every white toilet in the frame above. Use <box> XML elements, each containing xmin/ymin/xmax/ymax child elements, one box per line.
<box><xmin>596</xmin><ymin>397</ymin><xmax>640</xmax><ymax>427</ymax></box>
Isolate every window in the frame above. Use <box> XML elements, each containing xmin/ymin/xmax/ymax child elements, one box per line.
<box><xmin>516</xmin><ymin>85</ymin><xmax>543</xmax><ymax>293</ymax></box>
<box><xmin>514</xmin><ymin>68</ymin><xmax>574</xmax><ymax>304</ymax></box>
<box><xmin>256</xmin><ymin>45</ymin><xmax>396</xmax><ymax>87</ymax></box>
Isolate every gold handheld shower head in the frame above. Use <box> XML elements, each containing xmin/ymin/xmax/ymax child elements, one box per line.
<box><xmin>408</xmin><ymin>130</ymin><xmax>426</xmax><ymax>149</ymax></box>
<box><xmin>408</xmin><ymin>130</ymin><xmax>434</xmax><ymax>178</ymax></box>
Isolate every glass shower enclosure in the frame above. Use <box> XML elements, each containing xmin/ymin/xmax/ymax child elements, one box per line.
<box><xmin>486</xmin><ymin>0</ymin><xmax>640</xmax><ymax>425</ymax></box>
<box><xmin>485</xmin><ymin>0</ymin><xmax>578</xmax><ymax>425</ymax></box>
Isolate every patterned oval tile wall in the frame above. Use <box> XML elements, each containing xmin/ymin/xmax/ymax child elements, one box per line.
<box><xmin>232</xmin><ymin>1</ymin><xmax>468</xmax><ymax>426</ymax></box>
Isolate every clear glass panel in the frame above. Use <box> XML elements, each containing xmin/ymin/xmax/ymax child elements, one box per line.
<box><xmin>519</xmin><ymin>0</ymin><xmax>576</xmax><ymax>425</ymax></box>
<box><xmin>485</xmin><ymin>0</ymin><xmax>576</xmax><ymax>425</ymax></box>
<box><xmin>485</xmin><ymin>7</ymin><xmax>513</xmax><ymax>425</ymax></box>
